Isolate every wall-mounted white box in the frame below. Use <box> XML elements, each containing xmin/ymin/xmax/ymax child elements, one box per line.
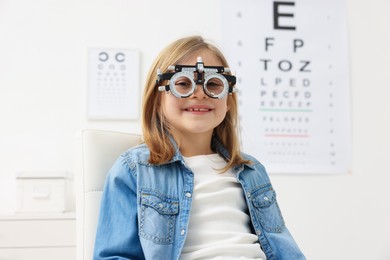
<box><xmin>16</xmin><ymin>172</ymin><xmax>72</xmax><ymax>213</ymax></box>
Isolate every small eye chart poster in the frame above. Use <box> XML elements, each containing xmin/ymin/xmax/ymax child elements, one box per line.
<box><xmin>221</xmin><ymin>0</ymin><xmax>351</xmax><ymax>174</ymax></box>
<box><xmin>88</xmin><ymin>48</ymin><xmax>140</xmax><ymax>120</ymax></box>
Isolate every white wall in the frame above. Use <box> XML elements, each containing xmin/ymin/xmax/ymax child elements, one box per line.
<box><xmin>0</xmin><ymin>0</ymin><xmax>389</xmax><ymax>259</ymax></box>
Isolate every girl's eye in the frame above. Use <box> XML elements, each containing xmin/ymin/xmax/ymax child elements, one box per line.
<box><xmin>174</xmin><ymin>77</ymin><xmax>192</xmax><ymax>88</ymax></box>
<box><xmin>176</xmin><ymin>81</ymin><xmax>190</xmax><ymax>87</ymax></box>
<box><xmin>206</xmin><ymin>80</ymin><xmax>223</xmax><ymax>89</ymax></box>
<box><xmin>207</xmin><ymin>81</ymin><xmax>220</xmax><ymax>87</ymax></box>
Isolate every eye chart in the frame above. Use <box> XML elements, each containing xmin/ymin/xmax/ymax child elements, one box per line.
<box><xmin>88</xmin><ymin>48</ymin><xmax>140</xmax><ymax>120</ymax></box>
<box><xmin>221</xmin><ymin>0</ymin><xmax>351</xmax><ymax>174</ymax></box>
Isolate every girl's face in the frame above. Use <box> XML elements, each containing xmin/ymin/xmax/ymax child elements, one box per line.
<box><xmin>161</xmin><ymin>49</ymin><xmax>229</xmax><ymax>140</ymax></box>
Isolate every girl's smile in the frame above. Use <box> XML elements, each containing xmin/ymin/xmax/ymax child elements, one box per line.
<box><xmin>184</xmin><ymin>105</ymin><xmax>213</xmax><ymax>114</ymax></box>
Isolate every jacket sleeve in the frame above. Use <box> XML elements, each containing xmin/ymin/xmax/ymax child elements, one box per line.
<box><xmin>260</xmin><ymin>225</ymin><xmax>306</xmax><ymax>260</ymax></box>
<box><xmin>93</xmin><ymin>155</ymin><xmax>145</xmax><ymax>260</ymax></box>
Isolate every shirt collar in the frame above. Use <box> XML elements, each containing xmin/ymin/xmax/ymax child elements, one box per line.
<box><xmin>167</xmin><ymin>135</ymin><xmax>254</xmax><ymax>170</ymax></box>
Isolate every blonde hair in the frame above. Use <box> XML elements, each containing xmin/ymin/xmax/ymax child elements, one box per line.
<box><xmin>142</xmin><ymin>36</ymin><xmax>250</xmax><ymax>171</ymax></box>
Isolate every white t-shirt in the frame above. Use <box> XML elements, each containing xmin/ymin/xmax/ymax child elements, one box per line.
<box><xmin>180</xmin><ymin>154</ymin><xmax>266</xmax><ymax>260</ymax></box>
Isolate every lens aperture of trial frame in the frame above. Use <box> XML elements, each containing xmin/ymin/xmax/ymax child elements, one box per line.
<box><xmin>205</xmin><ymin>77</ymin><xmax>225</xmax><ymax>96</ymax></box>
<box><xmin>173</xmin><ymin>76</ymin><xmax>193</xmax><ymax>95</ymax></box>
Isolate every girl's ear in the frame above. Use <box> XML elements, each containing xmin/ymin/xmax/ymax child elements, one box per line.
<box><xmin>226</xmin><ymin>97</ymin><xmax>231</xmax><ymax>112</ymax></box>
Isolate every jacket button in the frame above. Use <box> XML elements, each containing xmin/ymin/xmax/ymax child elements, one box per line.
<box><xmin>185</xmin><ymin>192</ymin><xmax>192</xmax><ymax>198</ymax></box>
<box><xmin>180</xmin><ymin>229</ymin><xmax>186</xmax><ymax>235</ymax></box>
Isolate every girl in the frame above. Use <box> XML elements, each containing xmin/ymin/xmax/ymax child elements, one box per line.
<box><xmin>93</xmin><ymin>36</ymin><xmax>305</xmax><ymax>260</ymax></box>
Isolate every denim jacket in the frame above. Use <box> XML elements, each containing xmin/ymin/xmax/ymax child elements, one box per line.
<box><xmin>94</xmin><ymin>137</ymin><xmax>305</xmax><ymax>260</ymax></box>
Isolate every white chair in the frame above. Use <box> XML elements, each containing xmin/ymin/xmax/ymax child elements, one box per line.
<box><xmin>77</xmin><ymin>129</ymin><xmax>142</xmax><ymax>260</ymax></box>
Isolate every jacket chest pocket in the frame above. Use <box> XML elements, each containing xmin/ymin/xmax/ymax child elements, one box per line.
<box><xmin>139</xmin><ymin>190</ymin><xmax>179</xmax><ymax>244</ymax></box>
<box><xmin>251</xmin><ymin>187</ymin><xmax>285</xmax><ymax>233</ymax></box>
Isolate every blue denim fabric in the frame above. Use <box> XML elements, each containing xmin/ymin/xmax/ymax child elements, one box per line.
<box><xmin>93</xmin><ymin>137</ymin><xmax>305</xmax><ymax>260</ymax></box>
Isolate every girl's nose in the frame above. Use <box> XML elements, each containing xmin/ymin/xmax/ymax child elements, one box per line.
<box><xmin>191</xmin><ymin>84</ymin><xmax>208</xmax><ymax>99</ymax></box>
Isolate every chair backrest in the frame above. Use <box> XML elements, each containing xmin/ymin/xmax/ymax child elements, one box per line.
<box><xmin>77</xmin><ymin>129</ymin><xmax>142</xmax><ymax>260</ymax></box>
